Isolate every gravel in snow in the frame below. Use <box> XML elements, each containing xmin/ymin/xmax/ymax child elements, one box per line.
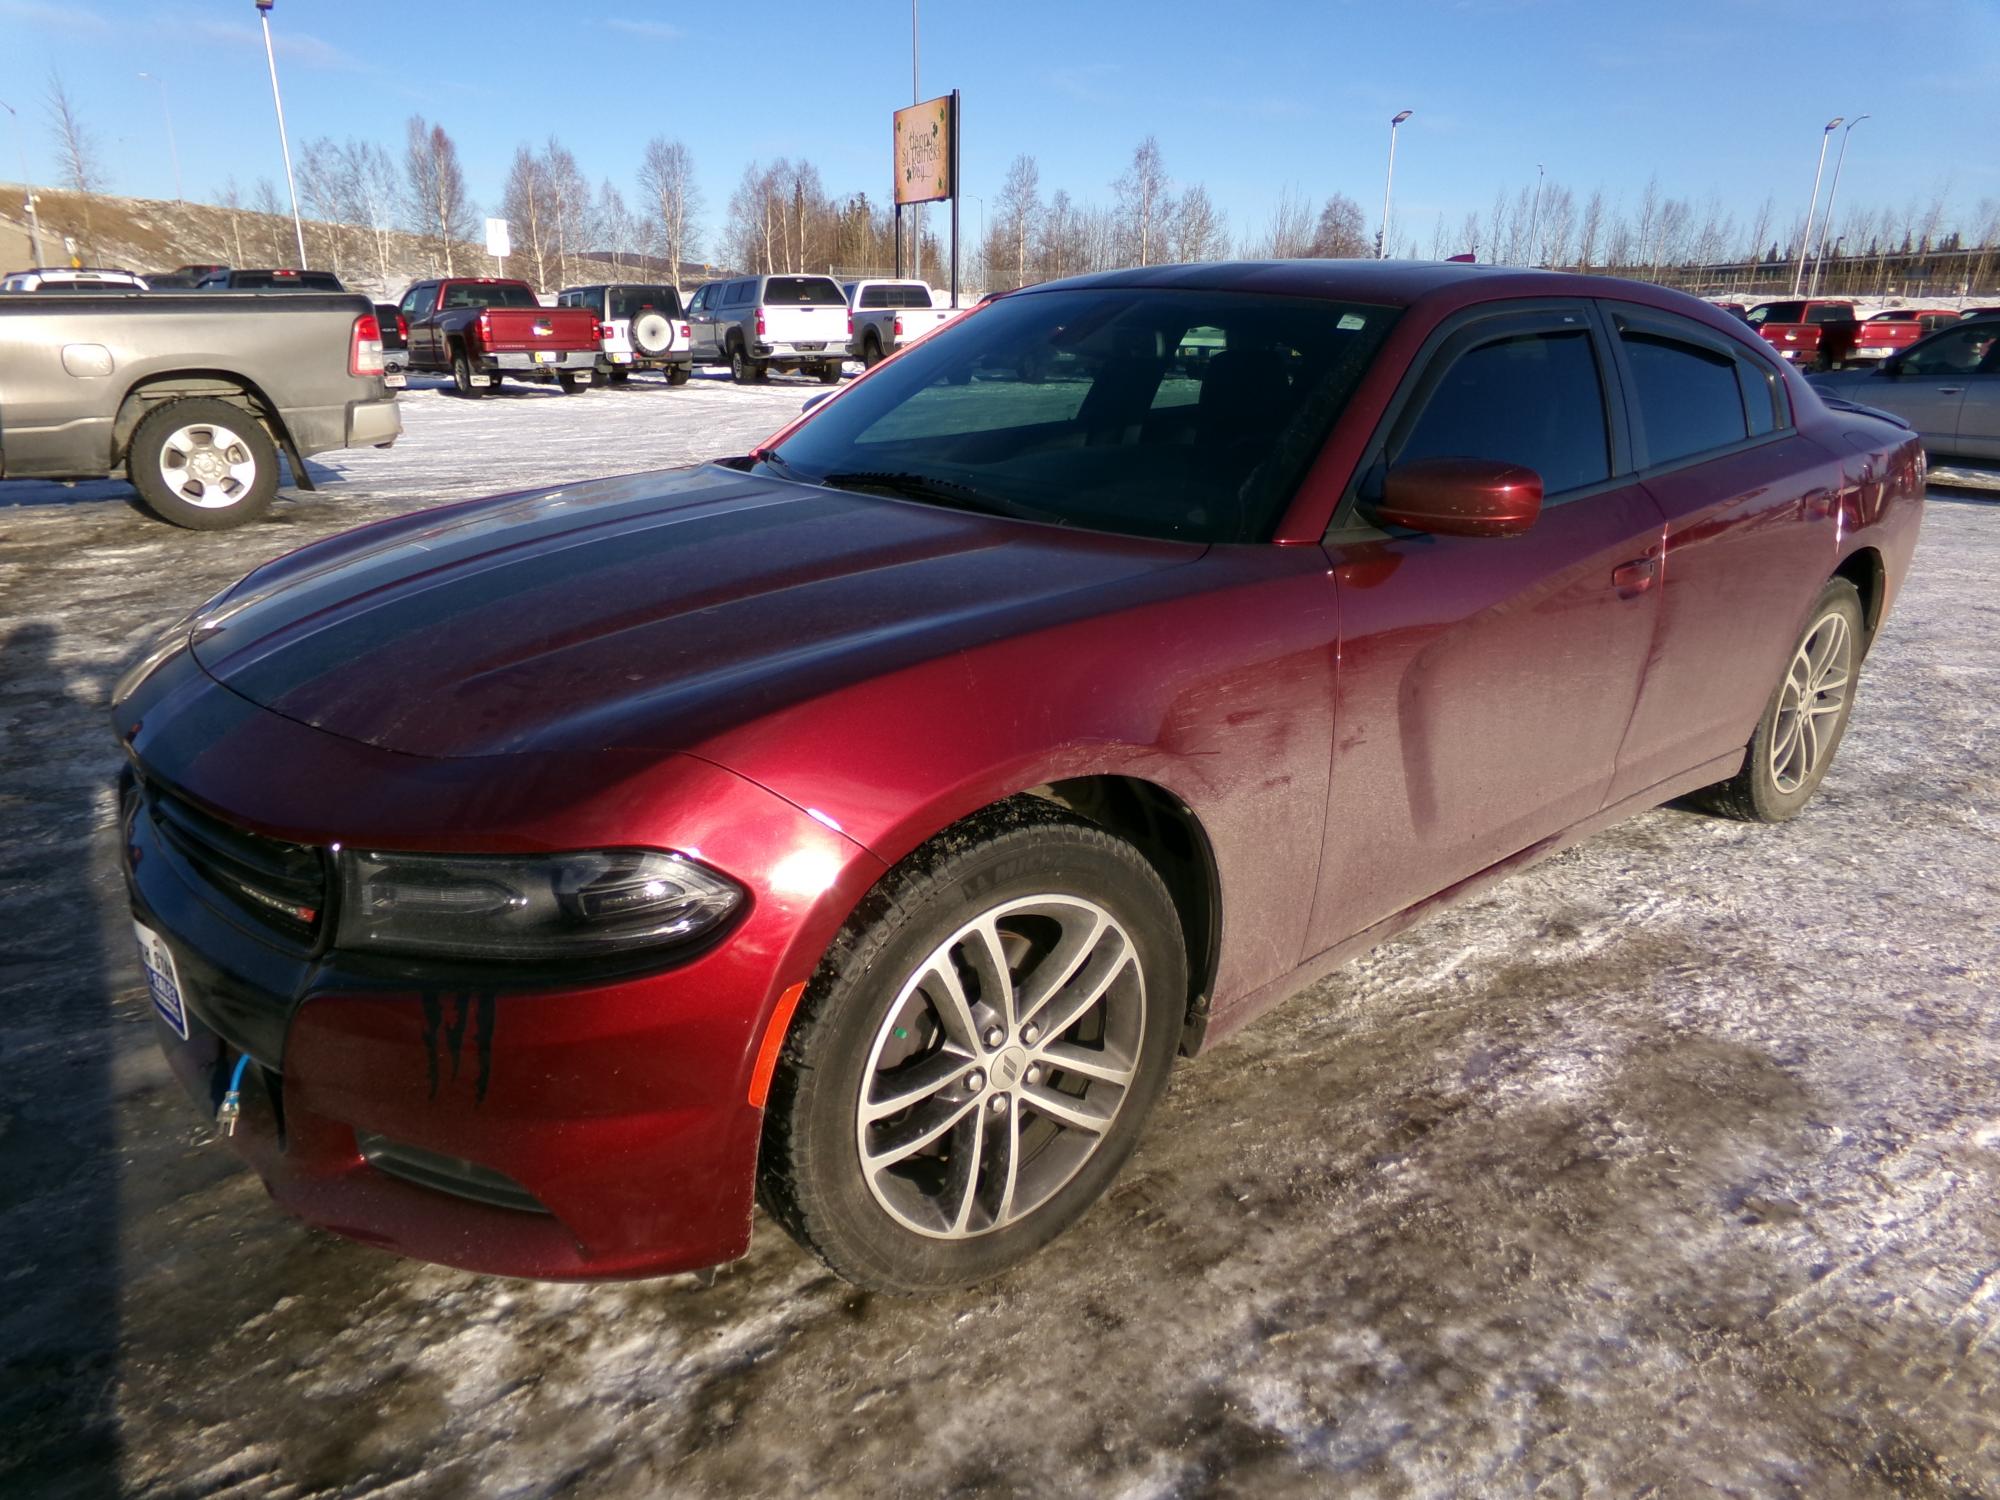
<box><xmin>1</xmin><ymin>372</ymin><xmax>1996</xmax><ymax>1498</ymax></box>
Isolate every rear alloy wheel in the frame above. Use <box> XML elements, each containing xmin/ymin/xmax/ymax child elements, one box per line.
<box><xmin>760</xmin><ymin>803</ymin><xmax>1185</xmax><ymax>1293</ymax></box>
<box><xmin>451</xmin><ymin>348</ymin><xmax>483</xmax><ymax>397</ymax></box>
<box><xmin>1698</xmin><ymin>578</ymin><xmax>1865</xmax><ymax>822</ymax></box>
<box><xmin>730</xmin><ymin>343</ymin><xmax>761</xmax><ymax>384</ymax></box>
<box><xmin>128</xmin><ymin>397</ymin><xmax>279</xmax><ymax>530</ymax></box>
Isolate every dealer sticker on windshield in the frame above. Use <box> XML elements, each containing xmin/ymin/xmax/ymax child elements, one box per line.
<box><xmin>133</xmin><ymin>921</ymin><xmax>190</xmax><ymax>1040</ymax></box>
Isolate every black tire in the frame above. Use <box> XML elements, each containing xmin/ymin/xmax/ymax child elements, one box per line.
<box><xmin>558</xmin><ymin>370</ymin><xmax>589</xmax><ymax>394</ymax></box>
<box><xmin>607</xmin><ymin>368</ymin><xmax>631</xmax><ymax>385</ymax></box>
<box><xmin>1697</xmin><ymin>578</ymin><xmax>1866</xmax><ymax>823</ymax></box>
<box><xmin>451</xmin><ymin>347</ymin><xmax>483</xmax><ymax>397</ymax></box>
<box><xmin>759</xmin><ymin>800</ymin><xmax>1187</xmax><ymax>1294</ymax></box>
<box><xmin>817</xmin><ymin>362</ymin><xmax>842</xmax><ymax>385</ymax></box>
<box><xmin>861</xmin><ymin>333</ymin><xmax>884</xmax><ymax>369</ymax></box>
<box><xmin>127</xmin><ymin>397</ymin><xmax>280</xmax><ymax>530</ymax></box>
<box><xmin>729</xmin><ymin>341</ymin><xmax>760</xmax><ymax>385</ymax></box>
<box><xmin>667</xmin><ymin>364</ymin><xmax>692</xmax><ymax>386</ymax></box>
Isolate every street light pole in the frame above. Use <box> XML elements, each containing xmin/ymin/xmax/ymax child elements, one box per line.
<box><xmin>1526</xmin><ymin>162</ymin><xmax>1546</xmax><ymax>267</ymax></box>
<box><xmin>911</xmin><ymin>0</ymin><xmax>921</xmax><ymax>282</ymax></box>
<box><xmin>256</xmin><ymin>0</ymin><xmax>309</xmax><ymax>268</ymax></box>
<box><xmin>0</xmin><ymin>99</ymin><xmax>46</xmax><ymax>265</ymax></box>
<box><xmin>1793</xmin><ymin>115</ymin><xmax>1842</xmax><ymax>296</ymax></box>
<box><xmin>1810</xmin><ymin>113</ymin><xmax>1868</xmax><ymax>298</ymax></box>
<box><xmin>137</xmin><ymin>72</ymin><xmax>184</xmax><ymax>202</ymax></box>
<box><xmin>1380</xmin><ymin>109</ymin><xmax>1412</xmax><ymax>259</ymax></box>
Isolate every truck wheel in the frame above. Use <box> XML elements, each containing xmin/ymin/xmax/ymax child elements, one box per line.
<box><xmin>451</xmin><ymin>348</ymin><xmax>484</xmax><ymax>398</ymax></box>
<box><xmin>730</xmin><ymin>343</ymin><xmax>757</xmax><ymax>384</ymax></box>
<box><xmin>128</xmin><ymin>398</ymin><xmax>280</xmax><ymax>530</ymax></box>
<box><xmin>668</xmin><ymin>364</ymin><xmax>691</xmax><ymax>386</ymax></box>
<box><xmin>861</xmin><ymin>333</ymin><xmax>884</xmax><ymax>368</ymax></box>
<box><xmin>817</xmin><ymin>362</ymin><xmax>842</xmax><ymax>385</ymax></box>
<box><xmin>558</xmin><ymin>370</ymin><xmax>589</xmax><ymax>394</ymax></box>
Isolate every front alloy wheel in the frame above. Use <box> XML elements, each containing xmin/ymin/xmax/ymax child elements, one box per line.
<box><xmin>760</xmin><ymin>803</ymin><xmax>1185</xmax><ymax>1293</ymax></box>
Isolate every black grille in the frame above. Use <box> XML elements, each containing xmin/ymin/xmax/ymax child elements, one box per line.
<box><xmin>145</xmin><ymin>783</ymin><xmax>328</xmax><ymax>940</ymax></box>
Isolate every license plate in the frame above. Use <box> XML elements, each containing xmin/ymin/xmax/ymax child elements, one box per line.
<box><xmin>534</xmin><ymin>350</ymin><xmax>558</xmax><ymax>364</ymax></box>
<box><xmin>384</xmin><ymin>372</ymin><xmax>407</xmax><ymax>388</ymax></box>
<box><xmin>794</xmin><ymin>342</ymin><xmax>826</xmax><ymax>352</ymax></box>
<box><xmin>134</xmin><ymin>921</ymin><xmax>190</xmax><ymax>1039</ymax></box>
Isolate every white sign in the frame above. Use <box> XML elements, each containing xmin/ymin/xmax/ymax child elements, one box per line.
<box><xmin>484</xmin><ymin>217</ymin><xmax>512</xmax><ymax>259</ymax></box>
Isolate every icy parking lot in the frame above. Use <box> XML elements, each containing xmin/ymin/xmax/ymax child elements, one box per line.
<box><xmin>2</xmin><ymin>376</ymin><xmax>1997</xmax><ymax>1497</ymax></box>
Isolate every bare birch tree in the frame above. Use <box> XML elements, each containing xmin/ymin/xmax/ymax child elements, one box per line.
<box><xmin>1114</xmin><ymin>136</ymin><xmax>1169</xmax><ymax>267</ymax></box>
<box><xmin>402</xmin><ymin>116</ymin><xmax>476</xmax><ymax>275</ymax></box>
<box><xmin>1169</xmin><ymin>182</ymin><xmax>1227</xmax><ymax>263</ymax></box>
<box><xmin>637</xmin><ymin>137</ymin><xmax>700</xmax><ymax>288</ymax></box>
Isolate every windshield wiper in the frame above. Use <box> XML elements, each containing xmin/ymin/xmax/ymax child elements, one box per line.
<box><xmin>817</xmin><ymin>470</ymin><xmax>1055</xmax><ymax>523</ymax></box>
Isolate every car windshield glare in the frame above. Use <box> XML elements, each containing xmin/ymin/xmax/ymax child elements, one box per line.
<box><xmin>768</xmin><ymin>288</ymin><xmax>1398</xmax><ymax>543</ymax></box>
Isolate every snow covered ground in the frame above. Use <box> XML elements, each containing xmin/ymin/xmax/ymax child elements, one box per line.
<box><xmin>2</xmin><ymin>376</ymin><xmax>1997</xmax><ymax>1497</ymax></box>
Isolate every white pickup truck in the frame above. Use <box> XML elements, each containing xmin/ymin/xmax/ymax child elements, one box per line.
<box><xmin>843</xmin><ymin>280</ymin><xmax>964</xmax><ymax>367</ymax></box>
<box><xmin>687</xmin><ymin>274</ymin><xmax>849</xmax><ymax>384</ymax></box>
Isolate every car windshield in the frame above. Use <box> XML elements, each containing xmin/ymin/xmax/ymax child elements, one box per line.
<box><xmin>1748</xmin><ymin>302</ymin><xmax>1805</xmax><ymax>325</ymax></box>
<box><xmin>442</xmin><ymin>282</ymin><xmax>541</xmax><ymax>309</ymax></box>
<box><xmin>765</xmin><ymin>287</ymin><xmax>1398</xmax><ymax>544</ymax></box>
<box><xmin>764</xmin><ymin>276</ymin><xmax>845</xmax><ymax>306</ymax></box>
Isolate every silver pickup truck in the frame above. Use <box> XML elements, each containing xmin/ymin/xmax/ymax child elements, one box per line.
<box><xmin>0</xmin><ymin>290</ymin><xmax>400</xmax><ymax>528</ymax></box>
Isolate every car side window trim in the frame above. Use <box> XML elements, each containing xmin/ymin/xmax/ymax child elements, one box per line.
<box><xmin>1600</xmin><ymin>300</ymin><xmax>1795</xmax><ymax>478</ymax></box>
<box><xmin>1329</xmin><ymin>299</ymin><xmax>1626</xmax><ymax>537</ymax></box>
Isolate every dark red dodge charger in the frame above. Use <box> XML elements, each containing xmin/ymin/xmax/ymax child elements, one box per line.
<box><xmin>114</xmin><ymin>263</ymin><xmax>1923</xmax><ymax>1292</ymax></box>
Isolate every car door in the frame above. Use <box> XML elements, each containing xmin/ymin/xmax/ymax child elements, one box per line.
<box><xmin>1870</xmin><ymin>322</ymin><xmax>1995</xmax><ymax>447</ymax></box>
<box><xmin>1953</xmin><ymin>331</ymin><xmax>2000</xmax><ymax>459</ymax></box>
<box><xmin>400</xmin><ymin>283</ymin><xmax>438</xmax><ymax>368</ymax></box>
<box><xmin>1603</xmin><ymin>304</ymin><xmax>1846</xmax><ymax>801</ymax></box>
<box><xmin>1308</xmin><ymin>303</ymin><xmax>1666</xmax><ymax>953</ymax></box>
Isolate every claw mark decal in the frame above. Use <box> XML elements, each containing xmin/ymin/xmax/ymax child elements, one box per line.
<box><xmin>420</xmin><ymin>991</ymin><xmax>498</xmax><ymax>1103</ymax></box>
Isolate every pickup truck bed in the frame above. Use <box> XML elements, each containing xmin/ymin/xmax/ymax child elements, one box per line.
<box><xmin>0</xmin><ymin>290</ymin><xmax>399</xmax><ymax>528</ymax></box>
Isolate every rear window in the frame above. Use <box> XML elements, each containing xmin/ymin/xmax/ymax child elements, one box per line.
<box><xmin>1805</xmin><ymin>304</ymin><xmax>1852</xmax><ymax>325</ymax></box>
<box><xmin>764</xmin><ymin>277</ymin><xmax>845</xmax><ymax>307</ymax></box>
<box><xmin>442</xmin><ymin>282</ymin><xmax>541</xmax><ymax>310</ymax></box>
<box><xmin>608</xmin><ymin>285</ymin><xmax>682</xmax><ymax>320</ymax></box>
<box><xmin>1748</xmin><ymin>302</ymin><xmax>1805</xmax><ymax>325</ymax></box>
<box><xmin>232</xmin><ymin>270</ymin><xmax>344</xmax><ymax>291</ymax></box>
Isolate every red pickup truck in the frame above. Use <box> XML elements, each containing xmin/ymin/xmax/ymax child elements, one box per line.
<box><xmin>1744</xmin><ymin>299</ymin><xmax>1859</xmax><ymax>369</ymax></box>
<box><xmin>395</xmin><ymin>277</ymin><xmax>601</xmax><ymax>396</ymax></box>
<box><xmin>1849</xmin><ymin>309</ymin><xmax>1963</xmax><ymax>363</ymax></box>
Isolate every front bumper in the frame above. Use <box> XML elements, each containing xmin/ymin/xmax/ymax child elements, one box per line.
<box><xmin>114</xmin><ymin>649</ymin><xmax>881</xmax><ymax>1279</ymax></box>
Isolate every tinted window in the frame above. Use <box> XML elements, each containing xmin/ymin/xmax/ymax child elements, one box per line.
<box><xmin>1395</xmin><ymin>327</ymin><xmax>1610</xmax><ymax>495</ymax></box>
<box><xmin>686</xmin><ymin>286</ymin><xmax>708</xmax><ymax>311</ymax></box>
<box><xmin>1748</xmin><ymin>302</ymin><xmax>1804</xmax><ymax>326</ymax></box>
<box><xmin>1805</xmin><ymin>304</ymin><xmax>1851</xmax><ymax>325</ymax></box>
<box><xmin>608</xmin><ymin>285</ymin><xmax>680</xmax><ymax>320</ymax></box>
<box><xmin>1617</xmin><ymin>323</ymin><xmax>1748</xmax><ymax>464</ymax></box>
<box><xmin>764</xmin><ymin>276</ymin><xmax>845</xmax><ymax>306</ymax></box>
<box><xmin>725</xmin><ymin>282</ymin><xmax>752</xmax><ymax>306</ymax></box>
<box><xmin>1740</xmin><ymin>358</ymin><xmax>1782</xmax><ymax>437</ymax></box>
<box><xmin>399</xmin><ymin>285</ymin><xmax>431</xmax><ymax>316</ymax></box>
<box><xmin>897</xmin><ymin>284</ymin><xmax>934</xmax><ymax>308</ymax></box>
<box><xmin>1903</xmin><ymin>324</ymin><xmax>1999</xmax><ymax>376</ymax></box>
<box><xmin>767</xmin><ymin>288</ymin><xmax>1398</xmax><ymax>543</ymax></box>
<box><xmin>441</xmin><ymin>282</ymin><xmax>540</xmax><ymax>309</ymax></box>
<box><xmin>860</xmin><ymin>285</ymin><xmax>891</xmax><ymax>309</ymax></box>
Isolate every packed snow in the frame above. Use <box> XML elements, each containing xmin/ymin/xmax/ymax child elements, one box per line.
<box><xmin>1</xmin><ymin>373</ymin><xmax>1997</xmax><ymax>1497</ymax></box>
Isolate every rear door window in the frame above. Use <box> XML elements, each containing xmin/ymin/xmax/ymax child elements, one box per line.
<box><xmin>1613</xmin><ymin>314</ymin><xmax>1751</xmax><ymax>466</ymax></box>
<box><xmin>1393</xmin><ymin>322</ymin><xmax>1611</xmax><ymax>496</ymax></box>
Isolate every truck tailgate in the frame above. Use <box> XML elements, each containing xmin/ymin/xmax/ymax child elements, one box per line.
<box><xmin>761</xmin><ymin>304</ymin><xmax>848</xmax><ymax>348</ymax></box>
<box><xmin>479</xmin><ymin>307</ymin><xmax>600</xmax><ymax>353</ymax></box>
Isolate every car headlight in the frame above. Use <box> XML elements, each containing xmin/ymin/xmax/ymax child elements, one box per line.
<box><xmin>337</xmin><ymin>848</ymin><xmax>743</xmax><ymax>961</ymax></box>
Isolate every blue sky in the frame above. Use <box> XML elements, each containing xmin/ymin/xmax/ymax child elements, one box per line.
<box><xmin>2</xmin><ymin>0</ymin><xmax>1995</xmax><ymax>257</ymax></box>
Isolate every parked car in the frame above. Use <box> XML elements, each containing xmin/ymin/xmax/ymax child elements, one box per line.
<box><xmin>1962</xmin><ymin>306</ymin><xmax>2000</xmax><ymax>321</ymax></box>
<box><xmin>145</xmin><ymin>264</ymin><xmax>230</xmax><ymax>289</ymax></box>
<box><xmin>1809</xmin><ymin>315</ymin><xmax>2000</xmax><ymax>463</ymax></box>
<box><xmin>1</xmin><ymin>287</ymin><xmax>398</xmax><ymax>527</ymax></box>
<box><xmin>843</xmin><ymin>279</ymin><xmax>962</xmax><ymax>367</ymax></box>
<box><xmin>1746</xmin><ymin>298</ymin><xmax>1858</xmax><ymax>368</ymax></box>
<box><xmin>395</xmin><ymin>277</ymin><xmax>600</xmax><ymax>395</ymax></box>
<box><xmin>196</xmin><ymin>268</ymin><xmax>346</xmax><ymax>292</ymax></box>
<box><xmin>557</xmin><ymin>283</ymin><xmax>693</xmax><ymax>384</ymax></box>
<box><xmin>2</xmin><ymin>266</ymin><xmax>148</xmax><ymax>292</ymax></box>
<box><xmin>688</xmin><ymin>273</ymin><xmax>848</xmax><ymax>383</ymax></box>
<box><xmin>373</xmin><ymin>302</ymin><xmax>408</xmax><ymax>387</ymax></box>
<box><xmin>1848</xmin><ymin>308</ymin><xmax>1962</xmax><ymax>363</ymax></box>
<box><xmin>112</xmin><ymin>263</ymin><xmax>1921</xmax><ymax>1292</ymax></box>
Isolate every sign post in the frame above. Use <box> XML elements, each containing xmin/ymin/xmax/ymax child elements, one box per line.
<box><xmin>893</xmin><ymin>91</ymin><xmax>959</xmax><ymax>307</ymax></box>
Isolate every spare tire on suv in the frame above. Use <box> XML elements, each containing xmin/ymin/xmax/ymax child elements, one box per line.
<box><xmin>631</xmin><ymin>310</ymin><xmax>674</xmax><ymax>359</ymax></box>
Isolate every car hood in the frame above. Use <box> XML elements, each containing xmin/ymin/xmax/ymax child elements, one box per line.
<box><xmin>191</xmin><ymin>464</ymin><xmax>1202</xmax><ymax>758</ymax></box>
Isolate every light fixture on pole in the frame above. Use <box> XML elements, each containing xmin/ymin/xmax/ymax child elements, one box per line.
<box><xmin>1809</xmin><ymin>113</ymin><xmax>1868</xmax><ymax>297</ymax></box>
<box><xmin>137</xmin><ymin>72</ymin><xmax>184</xmax><ymax>202</ymax></box>
<box><xmin>256</xmin><ymin>0</ymin><xmax>309</xmax><ymax>269</ymax></box>
<box><xmin>0</xmin><ymin>98</ymin><xmax>46</xmax><ymax>265</ymax></box>
<box><xmin>1526</xmin><ymin>163</ymin><xmax>1546</xmax><ymax>267</ymax></box>
<box><xmin>1793</xmin><ymin>115</ymin><xmax>1842</xmax><ymax>296</ymax></box>
<box><xmin>1380</xmin><ymin>109</ymin><xmax>1412</xmax><ymax>260</ymax></box>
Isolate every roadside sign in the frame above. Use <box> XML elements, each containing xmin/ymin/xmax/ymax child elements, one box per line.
<box><xmin>894</xmin><ymin>95</ymin><xmax>954</xmax><ymax>205</ymax></box>
<box><xmin>485</xmin><ymin>218</ymin><xmax>512</xmax><ymax>259</ymax></box>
